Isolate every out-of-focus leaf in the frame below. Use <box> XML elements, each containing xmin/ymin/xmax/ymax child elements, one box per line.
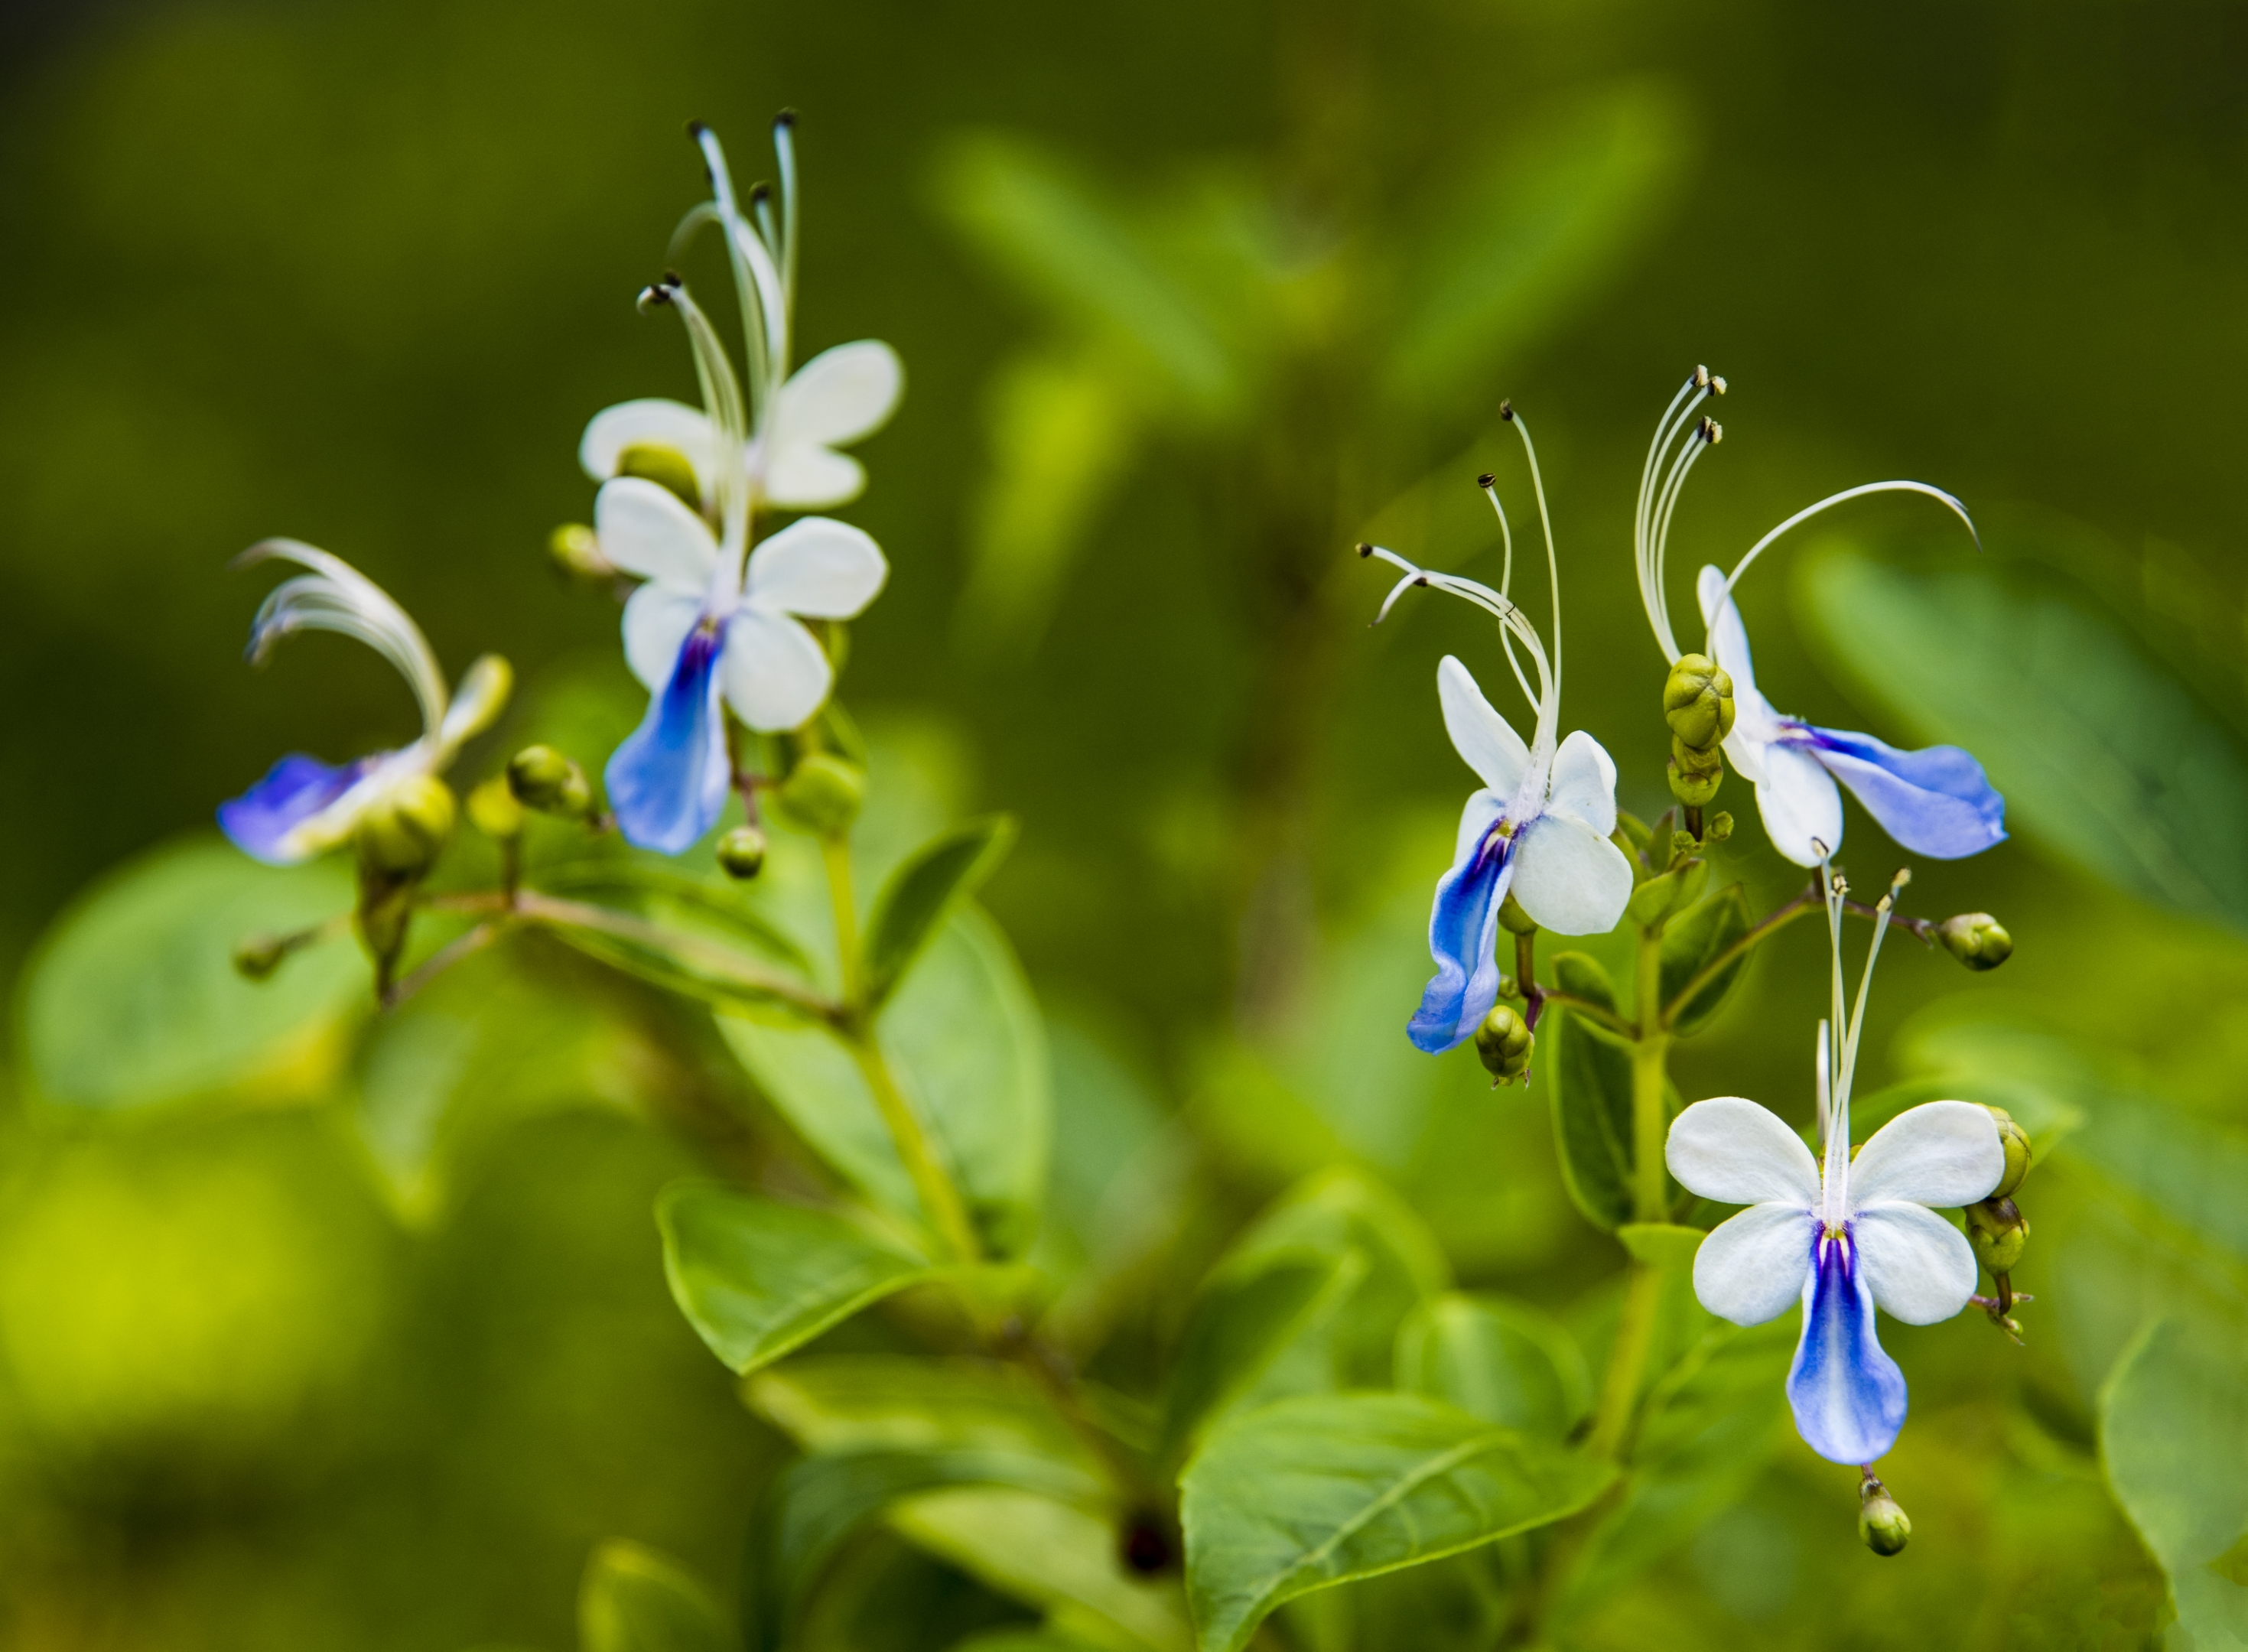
<box><xmin>1160</xmin><ymin>1248</ymin><xmax>1366</xmax><ymax>1464</ymax></box>
<box><xmin>721</xmin><ymin>907</ymin><xmax>1051</xmax><ymax>1256</ymax></box>
<box><xmin>955</xmin><ymin>351</ymin><xmax>1140</xmax><ymax>661</ymax></box>
<box><xmin>748</xmin><ymin>1355</ymin><xmax>1106</xmax><ymax>1484</ymax></box>
<box><xmin>2102</xmin><ymin>1316</ymin><xmax>2248</xmax><ymax>1648</ymax></box>
<box><xmin>1659</xmin><ymin>883</ymin><xmax>1753</xmax><ymax>1035</ymax></box>
<box><xmin>935</xmin><ymin>135</ymin><xmax>1238</xmax><ymax>412</ymax></box>
<box><xmin>656</xmin><ymin>1185</ymin><xmax>934</xmax><ymax>1375</ymax></box>
<box><xmin>1552</xmin><ymin>950</ymin><xmax>1619</xmax><ymax>1013</ymax></box>
<box><xmin>1180</xmin><ymin>1391</ymin><xmax>1615</xmax><ymax>1652</ymax></box>
<box><xmin>1384</xmin><ymin>81</ymin><xmax>1690</xmax><ymax>412</ymax></box>
<box><xmin>864</xmin><ymin>816</ymin><xmax>1019</xmax><ymax>1006</ymax></box>
<box><xmin>1800</xmin><ymin>548</ymin><xmax>2248</xmax><ymax>930</ymax></box>
<box><xmin>18</xmin><ymin>834</ymin><xmax>362</xmax><ymax>1114</ymax></box>
<box><xmin>579</xmin><ymin>1540</ymin><xmax>730</xmax><ymax>1652</ymax></box>
<box><xmin>1625</xmin><ymin>857</ymin><xmax>1707</xmax><ymax>930</ymax></box>
<box><xmin>890</xmin><ymin>1487</ymin><xmax>1193</xmax><ymax>1652</ymax></box>
<box><xmin>1547</xmin><ymin>1006</ymin><xmax>1636</xmax><ymax>1231</ymax></box>
<box><xmin>1395</xmin><ymin>1293</ymin><xmax>1592</xmax><ymax>1439</ymax></box>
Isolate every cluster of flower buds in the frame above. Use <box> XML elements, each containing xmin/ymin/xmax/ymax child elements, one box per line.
<box><xmin>1967</xmin><ymin>1105</ymin><xmax>2033</xmax><ymax>1317</ymax></box>
<box><xmin>1663</xmin><ymin>652</ymin><xmax>1735</xmax><ymax>814</ymax></box>
<box><xmin>1473</xmin><ymin>1004</ymin><xmax>1533</xmax><ymax>1086</ymax></box>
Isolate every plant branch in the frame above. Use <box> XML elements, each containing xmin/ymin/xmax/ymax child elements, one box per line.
<box><xmin>1537</xmin><ymin>991</ymin><xmax>1635</xmax><ymax>1040</ymax></box>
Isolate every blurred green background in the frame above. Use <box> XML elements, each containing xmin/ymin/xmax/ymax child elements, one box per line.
<box><xmin>4</xmin><ymin>0</ymin><xmax>2248</xmax><ymax>1646</ymax></box>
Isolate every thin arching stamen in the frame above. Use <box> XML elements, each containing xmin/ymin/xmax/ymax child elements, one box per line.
<box><xmin>1361</xmin><ymin>544</ymin><xmax>1553</xmax><ymax>720</ymax></box>
<box><xmin>1814</xmin><ymin>1018</ymin><xmax>1833</xmax><ymax>1153</ymax></box>
<box><xmin>1719</xmin><ymin>481</ymin><xmax>1980</xmax><ymax>611</ymax></box>
<box><xmin>1647</xmin><ymin>416</ymin><xmax>1723</xmax><ymax>661</ymax></box>
<box><xmin>1478</xmin><ymin>474</ymin><xmax>1537</xmax><ymax>712</ymax></box>
<box><xmin>683</xmin><ymin>122</ymin><xmax>786</xmax><ymax>431</ymax></box>
<box><xmin>773</xmin><ymin>109</ymin><xmax>800</xmax><ymax>356</ymax></box>
<box><xmin>641</xmin><ymin>279</ymin><xmax>750</xmax><ymax>567</ymax></box>
<box><xmin>1635</xmin><ymin>367</ymin><xmax>1723</xmax><ymax>662</ymax></box>
<box><xmin>1502</xmin><ymin>403</ymin><xmax>1562</xmax><ymax>701</ymax></box>
<box><xmin>236</xmin><ymin>539</ymin><xmax>449</xmax><ymax>737</ymax></box>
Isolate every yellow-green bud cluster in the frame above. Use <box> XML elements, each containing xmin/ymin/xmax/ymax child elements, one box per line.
<box><xmin>1663</xmin><ymin>653</ymin><xmax>1735</xmax><ymax>809</ymax></box>
<box><xmin>1473</xmin><ymin>1005</ymin><xmax>1534</xmax><ymax>1086</ymax></box>
<box><xmin>508</xmin><ymin>746</ymin><xmax>594</xmax><ymax>818</ymax></box>
<box><xmin>717</xmin><ymin>825</ymin><xmax>768</xmax><ymax>880</ymax></box>
<box><xmin>1986</xmin><ymin>1106</ymin><xmax>2032</xmax><ymax>1199</ymax></box>
<box><xmin>548</xmin><ymin>523</ymin><xmax>616</xmax><ymax>582</ymax></box>
<box><xmin>1858</xmin><ymin>1477</ymin><xmax>1911</xmax><ymax>1556</ymax></box>
<box><xmin>773</xmin><ymin>753</ymin><xmax>865</xmax><ymax>837</ymax></box>
<box><xmin>1965</xmin><ymin>1104</ymin><xmax>2032</xmax><ymax>1275</ymax></box>
<box><xmin>356</xmin><ymin>775</ymin><xmax>457</xmax><ymax>878</ymax></box>
<box><xmin>467</xmin><ymin>776</ymin><xmax>525</xmax><ymax>841</ymax></box>
<box><xmin>1937</xmin><ymin>912</ymin><xmax>2012</xmax><ymax>971</ymax></box>
<box><xmin>615</xmin><ymin>442</ymin><xmax>702</xmax><ymax>509</ymax></box>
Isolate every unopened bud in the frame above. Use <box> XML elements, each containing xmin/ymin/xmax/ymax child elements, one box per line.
<box><xmin>773</xmin><ymin>753</ymin><xmax>865</xmax><ymax>837</ymax></box>
<box><xmin>1858</xmin><ymin>1477</ymin><xmax>1911</xmax><ymax>1556</ymax></box>
<box><xmin>1498</xmin><ymin>889</ymin><xmax>1537</xmax><ymax>936</ymax></box>
<box><xmin>717</xmin><ymin>824</ymin><xmax>768</xmax><ymax>880</ymax></box>
<box><xmin>548</xmin><ymin>523</ymin><xmax>616</xmax><ymax>581</ymax></box>
<box><xmin>1496</xmin><ymin>973</ymin><xmax>1521</xmax><ymax>1001</ymax></box>
<box><xmin>1667</xmin><ymin>748</ymin><xmax>1723</xmax><ymax>808</ymax></box>
<box><xmin>1937</xmin><ymin>912</ymin><xmax>2012</xmax><ymax>971</ymax></box>
<box><xmin>232</xmin><ymin>933</ymin><xmax>288</xmax><ymax>981</ymax></box>
<box><xmin>1985</xmin><ymin>1107</ymin><xmax>2032</xmax><ymax>1198</ymax></box>
<box><xmin>1474</xmin><ymin>1004</ymin><xmax>1533</xmax><ymax>1085</ymax></box>
<box><xmin>467</xmin><ymin>776</ymin><xmax>524</xmax><ymax>841</ymax></box>
<box><xmin>615</xmin><ymin>442</ymin><xmax>702</xmax><ymax>509</ymax></box>
<box><xmin>1663</xmin><ymin>654</ymin><xmax>1736</xmax><ymax>750</ymax></box>
<box><xmin>1706</xmin><ymin>811</ymin><xmax>1734</xmax><ymax>842</ymax></box>
<box><xmin>508</xmin><ymin>745</ymin><xmax>594</xmax><ymax>816</ymax></box>
<box><xmin>1966</xmin><ymin>1195</ymin><xmax>2029</xmax><ymax>1274</ymax></box>
<box><xmin>356</xmin><ymin>776</ymin><xmax>457</xmax><ymax>877</ymax></box>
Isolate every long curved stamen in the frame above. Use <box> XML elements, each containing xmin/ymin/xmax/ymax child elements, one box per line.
<box><xmin>1814</xmin><ymin>1016</ymin><xmax>1833</xmax><ymax>1154</ymax></box>
<box><xmin>1635</xmin><ymin>366</ymin><xmax>1725</xmax><ymax>662</ymax></box>
<box><xmin>1502</xmin><ymin>404</ymin><xmax>1563</xmax><ymax>701</ymax></box>
<box><xmin>773</xmin><ymin>109</ymin><xmax>800</xmax><ymax>353</ymax></box>
<box><xmin>1649</xmin><ymin>416</ymin><xmax>1721</xmax><ymax>627</ymax></box>
<box><xmin>1820</xmin><ymin>859</ymin><xmax>1911</xmax><ymax>1224</ymax></box>
<box><xmin>235</xmin><ymin>539</ymin><xmax>448</xmax><ymax>738</ymax></box>
<box><xmin>1718</xmin><ymin>481</ymin><xmax>1981</xmax><ymax>615</ymax></box>
<box><xmin>640</xmin><ymin>279</ymin><xmax>751</xmax><ymax>580</ymax></box>
<box><xmin>682</xmin><ymin>122</ymin><xmax>788</xmax><ymax>431</ymax></box>
<box><xmin>1361</xmin><ymin>545</ymin><xmax>1555</xmax><ymax>728</ymax></box>
<box><xmin>1476</xmin><ymin>475</ymin><xmax>1538</xmax><ymax>711</ymax></box>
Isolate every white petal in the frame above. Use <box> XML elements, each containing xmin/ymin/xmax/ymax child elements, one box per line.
<box><xmin>594</xmin><ymin>476</ymin><xmax>720</xmax><ymax>590</ymax></box>
<box><xmin>1508</xmin><ymin>812</ymin><xmax>1633</xmax><ymax>935</ymax></box>
<box><xmin>1436</xmin><ymin>655</ymin><xmax>1531</xmax><ymax>795</ymax></box>
<box><xmin>721</xmin><ymin>607</ymin><xmax>833</xmax><ymax>732</ymax></box>
<box><xmin>1693</xmin><ymin>1202</ymin><xmax>1817</xmax><ymax>1327</ymax></box>
<box><xmin>580</xmin><ymin>398</ymin><xmax>718</xmax><ymax>490</ymax></box>
<box><xmin>743</xmin><ymin>517</ymin><xmax>889</xmax><ymax>619</ymax></box>
<box><xmin>1852</xmin><ymin>1202</ymin><xmax>1979</xmax><ymax>1325</ymax></box>
<box><xmin>1755</xmin><ymin>741</ymin><xmax>1845</xmax><ymax>867</ymax></box>
<box><xmin>773</xmin><ymin>340</ymin><xmax>904</xmax><ymax>447</ymax></box>
<box><xmin>1697</xmin><ymin>564</ymin><xmax>1767</xmax><ymax>710</ymax></box>
<box><xmin>1666</xmin><ymin>1095</ymin><xmax>1822</xmax><ymax>1207</ymax></box>
<box><xmin>1545</xmin><ymin>729</ymin><xmax>1618</xmax><ymax>837</ymax></box>
<box><xmin>621</xmin><ymin>583</ymin><xmax>706</xmax><ymax>692</ymax></box>
<box><xmin>1846</xmin><ymin>1099</ymin><xmax>2004</xmax><ymax>1210</ymax></box>
<box><xmin>762</xmin><ymin>444</ymin><xmax>869</xmax><ymax>510</ymax></box>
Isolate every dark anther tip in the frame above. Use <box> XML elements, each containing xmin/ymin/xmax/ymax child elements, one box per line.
<box><xmin>1355</xmin><ymin>541</ymin><xmax>1374</xmax><ymax>558</ymax></box>
<box><xmin>1476</xmin><ymin>472</ymin><xmax>1496</xmax><ymax>489</ymax></box>
<box><xmin>662</xmin><ymin>268</ymin><xmax>683</xmax><ymax>287</ymax></box>
<box><xmin>686</xmin><ymin>119</ymin><xmax>709</xmax><ymax>138</ymax></box>
<box><xmin>1414</xmin><ymin>576</ymin><xmax>1430</xmax><ymax>587</ymax></box>
<box><xmin>750</xmin><ymin>181</ymin><xmax>772</xmax><ymax>202</ymax></box>
<box><xmin>775</xmin><ymin>108</ymin><xmax>798</xmax><ymax>127</ymax></box>
<box><xmin>1499</xmin><ymin>399</ymin><xmax>1514</xmax><ymax>421</ymax></box>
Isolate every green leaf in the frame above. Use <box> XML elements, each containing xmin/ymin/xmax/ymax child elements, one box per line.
<box><xmin>578</xmin><ymin>1540</ymin><xmax>730</xmax><ymax>1652</ymax></box>
<box><xmin>1624</xmin><ymin>857</ymin><xmax>1707</xmax><ymax>930</ymax></box>
<box><xmin>1547</xmin><ymin>1006</ymin><xmax>1637</xmax><ymax>1231</ymax></box>
<box><xmin>864</xmin><ymin>816</ymin><xmax>1019</xmax><ymax>1006</ymax></box>
<box><xmin>1179</xmin><ymin>1391</ymin><xmax>1615</xmax><ymax>1652</ymax></box>
<box><xmin>656</xmin><ymin>1184</ymin><xmax>935</xmax><ymax>1374</ymax></box>
<box><xmin>1550</xmin><ymin>951</ymin><xmax>1618</xmax><ymax>1015</ymax></box>
<box><xmin>2102</xmin><ymin>1316</ymin><xmax>2248</xmax><ymax>1648</ymax></box>
<box><xmin>748</xmin><ymin>1354</ymin><xmax>1108</xmax><ymax>1484</ymax></box>
<box><xmin>1394</xmin><ymin>1293</ymin><xmax>1592</xmax><ymax>1439</ymax></box>
<box><xmin>1799</xmin><ymin>548</ymin><xmax>2248</xmax><ymax>930</ymax></box>
<box><xmin>19</xmin><ymin>834</ymin><xmax>363</xmax><ymax>1114</ymax></box>
<box><xmin>1160</xmin><ymin>1248</ymin><xmax>1368</xmax><ymax>1465</ymax></box>
<box><xmin>720</xmin><ymin>906</ymin><xmax>1051</xmax><ymax>1256</ymax></box>
<box><xmin>1658</xmin><ymin>883</ymin><xmax>1753</xmax><ymax>1035</ymax></box>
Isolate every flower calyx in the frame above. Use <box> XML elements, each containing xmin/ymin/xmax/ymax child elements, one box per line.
<box><xmin>1474</xmin><ymin>1004</ymin><xmax>1534</xmax><ymax>1087</ymax></box>
<box><xmin>1937</xmin><ymin>912</ymin><xmax>2012</xmax><ymax>971</ymax></box>
<box><xmin>1966</xmin><ymin>1193</ymin><xmax>2028</xmax><ymax>1276</ymax></box>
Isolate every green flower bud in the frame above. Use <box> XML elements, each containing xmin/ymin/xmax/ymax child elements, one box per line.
<box><xmin>717</xmin><ymin>824</ymin><xmax>768</xmax><ymax>880</ymax></box>
<box><xmin>1706</xmin><ymin>811</ymin><xmax>1734</xmax><ymax>842</ymax></box>
<box><xmin>356</xmin><ymin>776</ymin><xmax>457</xmax><ymax>877</ymax></box>
<box><xmin>1498</xmin><ymin>889</ymin><xmax>1538</xmax><ymax>936</ymax></box>
<box><xmin>1985</xmin><ymin>1107</ymin><xmax>2032</xmax><ymax>1199</ymax></box>
<box><xmin>1938</xmin><ymin>912</ymin><xmax>2012</xmax><ymax>971</ymax></box>
<box><xmin>1663</xmin><ymin>653</ymin><xmax>1736</xmax><ymax>751</ymax></box>
<box><xmin>773</xmin><ymin>753</ymin><xmax>865</xmax><ymax>837</ymax></box>
<box><xmin>1474</xmin><ymin>1004</ymin><xmax>1534</xmax><ymax>1085</ymax></box>
<box><xmin>1966</xmin><ymin>1195</ymin><xmax>2029</xmax><ymax>1275</ymax></box>
<box><xmin>1858</xmin><ymin>1478</ymin><xmax>1911</xmax><ymax>1556</ymax></box>
<box><xmin>467</xmin><ymin>776</ymin><xmax>524</xmax><ymax>841</ymax></box>
<box><xmin>615</xmin><ymin>442</ymin><xmax>702</xmax><ymax>510</ymax></box>
<box><xmin>1667</xmin><ymin>744</ymin><xmax>1724</xmax><ymax>808</ymax></box>
<box><xmin>507</xmin><ymin>745</ymin><xmax>594</xmax><ymax>816</ymax></box>
<box><xmin>232</xmin><ymin>932</ymin><xmax>288</xmax><ymax>981</ymax></box>
<box><xmin>548</xmin><ymin>523</ymin><xmax>616</xmax><ymax>581</ymax></box>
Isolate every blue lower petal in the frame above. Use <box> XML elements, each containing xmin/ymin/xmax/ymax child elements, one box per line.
<box><xmin>1790</xmin><ymin>724</ymin><xmax>2006</xmax><ymax>860</ymax></box>
<box><xmin>606</xmin><ymin>623</ymin><xmax>733</xmax><ymax>855</ymax></box>
<box><xmin>218</xmin><ymin>752</ymin><xmax>377</xmax><ymax>864</ymax></box>
<box><xmin>1787</xmin><ymin>1227</ymin><xmax>1908</xmax><ymax>1465</ymax></box>
<box><xmin>1408</xmin><ymin>821</ymin><xmax>1516</xmax><ymax>1055</ymax></box>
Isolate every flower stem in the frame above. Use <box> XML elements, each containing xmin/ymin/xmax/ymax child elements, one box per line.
<box><xmin>1631</xmin><ymin>930</ymin><xmax>1671</xmax><ymax>1223</ymax></box>
<box><xmin>1587</xmin><ymin>1260</ymin><xmax>1664</xmax><ymax>1459</ymax></box>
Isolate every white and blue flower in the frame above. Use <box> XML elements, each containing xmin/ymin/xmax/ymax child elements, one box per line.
<box><xmin>1664</xmin><ymin>869</ymin><xmax>2004</xmax><ymax>1465</ymax></box>
<box><xmin>218</xmin><ymin>541</ymin><xmax>509</xmax><ymax>864</ymax></box>
<box><xmin>1632</xmin><ymin>366</ymin><xmax>2006</xmax><ymax>867</ymax></box>
<box><xmin>595</xmin><ymin>119</ymin><xmax>892</xmax><ymax>854</ymax></box>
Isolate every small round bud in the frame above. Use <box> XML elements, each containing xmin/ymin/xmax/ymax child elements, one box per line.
<box><xmin>616</xmin><ymin>442</ymin><xmax>702</xmax><ymax>509</ymax></box>
<box><xmin>1496</xmin><ymin>973</ymin><xmax>1521</xmax><ymax>1001</ymax></box>
<box><xmin>1858</xmin><ymin>1479</ymin><xmax>1911</xmax><ymax>1556</ymax></box>
<box><xmin>232</xmin><ymin>933</ymin><xmax>288</xmax><ymax>981</ymax></box>
<box><xmin>356</xmin><ymin>775</ymin><xmax>457</xmax><ymax>877</ymax></box>
<box><xmin>1706</xmin><ymin>811</ymin><xmax>1734</xmax><ymax>842</ymax></box>
<box><xmin>1474</xmin><ymin>1005</ymin><xmax>1534</xmax><ymax>1085</ymax></box>
<box><xmin>1498</xmin><ymin>889</ymin><xmax>1537</xmax><ymax>936</ymax></box>
<box><xmin>774</xmin><ymin>753</ymin><xmax>865</xmax><ymax>837</ymax></box>
<box><xmin>467</xmin><ymin>776</ymin><xmax>525</xmax><ymax>841</ymax></box>
<box><xmin>1937</xmin><ymin>912</ymin><xmax>2012</xmax><ymax>971</ymax></box>
<box><xmin>507</xmin><ymin>746</ymin><xmax>594</xmax><ymax>816</ymax></box>
<box><xmin>1663</xmin><ymin>654</ymin><xmax>1736</xmax><ymax>750</ymax></box>
<box><xmin>717</xmin><ymin>824</ymin><xmax>768</xmax><ymax>880</ymax></box>
<box><xmin>1671</xmin><ymin>830</ymin><xmax>1699</xmax><ymax>860</ymax></box>
<box><xmin>1985</xmin><ymin>1107</ymin><xmax>2032</xmax><ymax>1198</ymax></box>
<box><xmin>1667</xmin><ymin>750</ymin><xmax>1723</xmax><ymax>808</ymax></box>
<box><xmin>548</xmin><ymin>524</ymin><xmax>616</xmax><ymax>581</ymax></box>
<box><xmin>1966</xmin><ymin>1195</ymin><xmax>2029</xmax><ymax>1274</ymax></box>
